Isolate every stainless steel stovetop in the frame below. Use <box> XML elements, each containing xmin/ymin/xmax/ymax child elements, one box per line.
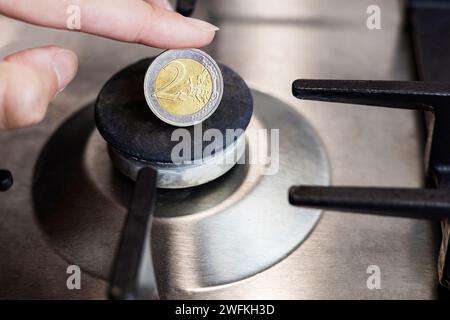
<box><xmin>0</xmin><ymin>0</ymin><xmax>438</xmax><ymax>299</ymax></box>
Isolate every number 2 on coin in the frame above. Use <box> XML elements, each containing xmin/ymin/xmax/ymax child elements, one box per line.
<box><xmin>155</xmin><ymin>61</ymin><xmax>186</xmax><ymax>101</ymax></box>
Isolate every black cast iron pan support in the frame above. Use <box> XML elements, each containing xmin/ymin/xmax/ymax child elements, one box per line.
<box><xmin>289</xmin><ymin>80</ymin><xmax>450</xmax><ymax>291</ymax></box>
<box><xmin>109</xmin><ymin>167</ymin><xmax>159</xmax><ymax>300</ymax></box>
<box><xmin>0</xmin><ymin>169</ymin><xmax>13</xmax><ymax>192</ymax></box>
<box><xmin>407</xmin><ymin>0</ymin><xmax>450</xmax><ymax>291</ymax></box>
<box><xmin>289</xmin><ymin>77</ymin><xmax>450</xmax><ymax>288</ymax></box>
<box><xmin>290</xmin><ymin>79</ymin><xmax>450</xmax><ymax>221</ymax></box>
<box><xmin>290</xmin><ymin>0</ymin><xmax>450</xmax><ymax>289</ymax></box>
<box><xmin>290</xmin><ymin>80</ymin><xmax>450</xmax><ymax>290</ymax></box>
<box><xmin>176</xmin><ymin>0</ymin><xmax>197</xmax><ymax>17</ymax></box>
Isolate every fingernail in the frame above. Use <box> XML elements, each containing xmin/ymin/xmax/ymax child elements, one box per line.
<box><xmin>51</xmin><ymin>49</ymin><xmax>78</xmax><ymax>92</ymax></box>
<box><xmin>186</xmin><ymin>17</ymin><xmax>219</xmax><ymax>32</ymax></box>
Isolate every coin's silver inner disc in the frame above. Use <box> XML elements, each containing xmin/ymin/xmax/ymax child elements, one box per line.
<box><xmin>85</xmin><ymin>89</ymin><xmax>329</xmax><ymax>295</ymax></box>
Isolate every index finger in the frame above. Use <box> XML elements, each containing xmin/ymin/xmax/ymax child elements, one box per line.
<box><xmin>0</xmin><ymin>0</ymin><xmax>217</xmax><ymax>48</ymax></box>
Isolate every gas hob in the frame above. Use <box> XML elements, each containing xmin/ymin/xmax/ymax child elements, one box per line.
<box><xmin>0</xmin><ymin>0</ymin><xmax>444</xmax><ymax>299</ymax></box>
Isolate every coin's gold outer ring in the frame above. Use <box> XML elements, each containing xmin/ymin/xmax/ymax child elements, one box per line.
<box><xmin>144</xmin><ymin>49</ymin><xmax>224</xmax><ymax>127</ymax></box>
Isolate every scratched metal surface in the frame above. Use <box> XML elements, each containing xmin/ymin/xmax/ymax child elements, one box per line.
<box><xmin>0</xmin><ymin>0</ymin><xmax>438</xmax><ymax>299</ymax></box>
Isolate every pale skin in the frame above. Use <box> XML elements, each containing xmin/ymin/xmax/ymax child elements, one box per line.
<box><xmin>0</xmin><ymin>0</ymin><xmax>218</xmax><ymax>129</ymax></box>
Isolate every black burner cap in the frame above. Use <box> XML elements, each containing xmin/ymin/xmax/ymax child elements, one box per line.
<box><xmin>95</xmin><ymin>58</ymin><xmax>253</xmax><ymax>163</ymax></box>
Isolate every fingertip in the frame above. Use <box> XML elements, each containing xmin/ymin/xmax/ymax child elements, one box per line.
<box><xmin>186</xmin><ymin>32</ymin><xmax>215</xmax><ymax>49</ymax></box>
<box><xmin>179</xmin><ymin>17</ymin><xmax>218</xmax><ymax>47</ymax></box>
<box><xmin>201</xmin><ymin>29</ymin><xmax>217</xmax><ymax>47</ymax></box>
<box><xmin>185</xmin><ymin>17</ymin><xmax>220</xmax><ymax>32</ymax></box>
<box><xmin>51</xmin><ymin>49</ymin><xmax>78</xmax><ymax>91</ymax></box>
<box><xmin>0</xmin><ymin>62</ymin><xmax>47</xmax><ymax>129</ymax></box>
<box><xmin>0</xmin><ymin>46</ymin><xmax>79</xmax><ymax>130</ymax></box>
<box><xmin>134</xmin><ymin>4</ymin><xmax>218</xmax><ymax>48</ymax></box>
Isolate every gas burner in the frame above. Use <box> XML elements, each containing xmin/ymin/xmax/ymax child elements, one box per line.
<box><xmin>32</xmin><ymin>58</ymin><xmax>329</xmax><ymax>298</ymax></box>
<box><xmin>95</xmin><ymin>58</ymin><xmax>253</xmax><ymax>188</ymax></box>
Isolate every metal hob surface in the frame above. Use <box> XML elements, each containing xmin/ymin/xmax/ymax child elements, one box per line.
<box><xmin>33</xmin><ymin>90</ymin><xmax>329</xmax><ymax>298</ymax></box>
<box><xmin>0</xmin><ymin>0</ymin><xmax>438</xmax><ymax>299</ymax></box>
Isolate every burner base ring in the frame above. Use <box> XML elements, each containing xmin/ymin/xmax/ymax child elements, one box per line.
<box><xmin>33</xmin><ymin>90</ymin><xmax>329</xmax><ymax>297</ymax></box>
<box><xmin>107</xmin><ymin>133</ymin><xmax>246</xmax><ymax>189</ymax></box>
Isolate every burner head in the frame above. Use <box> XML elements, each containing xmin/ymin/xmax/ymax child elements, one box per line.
<box><xmin>95</xmin><ymin>57</ymin><xmax>253</xmax><ymax>164</ymax></box>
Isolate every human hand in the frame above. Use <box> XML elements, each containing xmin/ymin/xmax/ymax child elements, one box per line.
<box><xmin>0</xmin><ymin>0</ymin><xmax>218</xmax><ymax>129</ymax></box>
